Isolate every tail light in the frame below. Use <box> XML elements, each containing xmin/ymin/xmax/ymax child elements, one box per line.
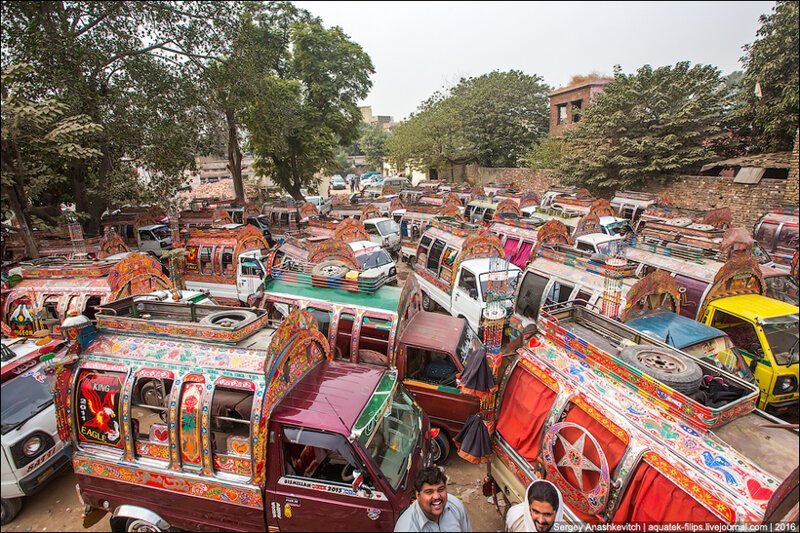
<box><xmin>428</xmin><ymin>428</ymin><xmax>440</xmax><ymax>439</ymax></box>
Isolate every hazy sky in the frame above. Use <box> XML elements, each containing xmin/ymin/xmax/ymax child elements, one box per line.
<box><xmin>293</xmin><ymin>1</ymin><xmax>775</xmax><ymax>121</ymax></box>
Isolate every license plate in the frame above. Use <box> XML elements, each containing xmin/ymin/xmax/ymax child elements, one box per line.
<box><xmin>37</xmin><ymin>466</ymin><xmax>55</xmax><ymax>483</ymax></box>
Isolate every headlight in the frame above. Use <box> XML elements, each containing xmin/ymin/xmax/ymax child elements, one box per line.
<box><xmin>22</xmin><ymin>435</ymin><xmax>44</xmax><ymax>457</ymax></box>
<box><xmin>390</xmin><ymin>267</ymin><xmax>397</xmax><ymax>276</ymax></box>
<box><xmin>773</xmin><ymin>376</ymin><xmax>798</xmax><ymax>395</ymax></box>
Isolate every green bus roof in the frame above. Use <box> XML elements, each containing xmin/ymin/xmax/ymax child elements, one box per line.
<box><xmin>263</xmin><ymin>279</ymin><xmax>402</xmax><ymax>313</ymax></box>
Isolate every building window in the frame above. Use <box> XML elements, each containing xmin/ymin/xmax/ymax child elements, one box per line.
<box><xmin>557</xmin><ymin>104</ymin><xmax>568</xmax><ymax>125</ymax></box>
<box><xmin>571</xmin><ymin>100</ymin><xmax>583</xmax><ymax>123</ymax></box>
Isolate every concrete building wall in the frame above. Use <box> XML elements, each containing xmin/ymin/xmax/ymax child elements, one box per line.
<box><xmin>785</xmin><ymin>129</ymin><xmax>799</xmax><ymax>206</ymax></box>
<box><xmin>549</xmin><ymin>81</ymin><xmax>610</xmax><ymax>136</ymax></box>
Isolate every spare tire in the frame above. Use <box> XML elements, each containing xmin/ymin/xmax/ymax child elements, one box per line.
<box><xmin>618</xmin><ymin>345</ymin><xmax>702</xmax><ymax>395</ymax></box>
<box><xmin>666</xmin><ymin>217</ymin><xmax>693</xmax><ymax>227</ymax></box>
<box><xmin>199</xmin><ymin>310</ymin><xmax>257</xmax><ymax>327</ymax></box>
<box><xmin>311</xmin><ymin>260</ymin><xmax>351</xmax><ymax>279</ymax></box>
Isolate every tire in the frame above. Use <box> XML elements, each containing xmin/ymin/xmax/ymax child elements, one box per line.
<box><xmin>431</xmin><ymin>431</ymin><xmax>451</xmax><ymax>464</ymax></box>
<box><xmin>125</xmin><ymin>518</ymin><xmax>165</xmax><ymax>532</ymax></box>
<box><xmin>619</xmin><ymin>346</ymin><xmax>703</xmax><ymax>394</ymax></box>
<box><xmin>311</xmin><ymin>260</ymin><xmax>350</xmax><ymax>279</ymax></box>
<box><xmin>421</xmin><ymin>292</ymin><xmax>435</xmax><ymax>312</ymax></box>
<box><xmin>198</xmin><ymin>310</ymin><xmax>257</xmax><ymax>327</ymax></box>
<box><xmin>1</xmin><ymin>498</ymin><xmax>22</xmax><ymax>526</ymax></box>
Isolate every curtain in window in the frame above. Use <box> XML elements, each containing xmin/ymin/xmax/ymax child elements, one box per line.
<box><xmin>496</xmin><ymin>367</ymin><xmax>556</xmax><ymax>463</ymax></box>
<box><xmin>503</xmin><ymin>237</ymin><xmax>520</xmax><ymax>258</ymax></box>
<box><xmin>511</xmin><ymin>241</ymin><xmax>534</xmax><ymax>268</ymax></box>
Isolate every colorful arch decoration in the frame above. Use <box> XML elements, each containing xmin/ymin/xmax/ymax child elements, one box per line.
<box><xmin>243</xmin><ymin>202</ymin><xmax>261</xmax><ymax>220</ymax></box>
<box><xmin>589</xmin><ymin>198</ymin><xmax>615</xmax><ymax>218</ymax></box>
<box><xmin>620</xmin><ymin>270</ymin><xmax>682</xmax><ymax>322</ymax></box>
<box><xmin>791</xmin><ymin>250</ymin><xmax>798</xmax><ymax>285</ymax></box>
<box><xmin>254</xmin><ymin>308</ymin><xmax>331</xmax><ymax>484</ymax></box>
<box><xmin>701</xmin><ymin>207</ymin><xmax>733</xmax><ymax>229</ymax></box>
<box><xmin>436</xmin><ymin>204</ymin><xmax>464</xmax><ymax>221</ymax></box>
<box><xmin>697</xmin><ymin>256</ymin><xmax>766</xmax><ymax>321</ymax></box>
<box><xmin>395</xmin><ymin>273</ymin><xmax>422</xmax><ymax>360</ymax></box>
<box><xmin>492</xmin><ymin>199</ymin><xmax>522</xmax><ymax>221</ymax></box>
<box><xmin>470</xmin><ymin>186</ymin><xmax>485</xmax><ymax>197</ymax></box>
<box><xmin>134</xmin><ymin>209</ymin><xmax>166</xmax><ymax>233</ymax></box>
<box><xmin>299</xmin><ymin>201</ymin><xmax>320</xmax><ymax>219</ymax></box>
<box><xmin>98</xmin><ymin>229</ymin><xmax>130</xmax><ymax>259</ymax></box>
<box><xmin>389</xmin><ymin>197</ymin><xmax>404</xmax><ymax>212</ymax></box>
<box><xmin>519</xmin><ymin>191</ymin><xmax>541</xmax><ymax>209</ymax></box>
<box><xmin>532</xmin><ymin>219</ymin><xmax>573</xmax><ymax>258</ymax></box>
<box><xmin>442</xmin><ymin>193</ymin><xmax>462</xmax><ymax>209</ymax></box>
<box><xmin>720</xmin><ymin>227</ymin><xmax>754</xmax><ymax>260</ymax></box>
<box><xmin>360</xmin><ymin>204</ymin><xmax>382</xmax><ymax>221</ymax></box>
<box><xmin>307</xmin><ymin>239</ymin><xmax>361</xmax><ymax>270</ymax></box>
<box><xmin>334</xmin><ymin>217</ymin><xmax>371</xmax><ymax>244</ymax></box>
<box><xmin>381</xmin><ymin>185</ymin><xmax>399</xmax><ymax>196</ymax></box>
<box><xmin>211</xmin><ymin>208</ymin><xmax>233</xmax><ymax>225</ymax></box>
<box><xmin>574</xmin><ymin>211</ymin><xmax>603</xmax><ymax>239</ymax></box>
<box><xmin>108</xmin><ymin>253</ymin><xmax>172</xmax><ymax>299</ymax></box>
<box><xmin>450</xmin><ymin>230</ymin><xmax>506</xmax><ymax>286</ymax></box>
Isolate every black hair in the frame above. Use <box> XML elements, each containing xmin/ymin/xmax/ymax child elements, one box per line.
<box><xmin>414</xmin><ymin>466</ymin><xmax>447</xmax><ymax>492</ymax></box>
<box><xmin>528</xmin><ymin>481</ymin><xmax>559</xmax><ymax>511</ymax></box>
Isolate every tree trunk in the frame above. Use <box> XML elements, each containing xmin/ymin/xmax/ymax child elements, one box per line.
<box><xmin>70</xmin><ymin>161</ymin><xmax>90</xmax><ymax>215</ymax></box>
<box><xmin>86</xmin><ymin>147</ymin><xmax>113</xmax><ymax>235</ymax></box>
<box><xmin>226</xmin><ymin>108</ymin><xmax>245</xmax><ymax>204</ymax></box>
<box><xmin>3</xmin><ymin>183</ymin><xmax>39</xmax><ymax>259</ymax></box>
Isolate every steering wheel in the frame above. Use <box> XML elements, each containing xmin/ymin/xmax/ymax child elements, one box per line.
<box><xmin>441</xmin><ymin>370</ymin><xmax>459</xmax><ymax>387</ymax></box>
<box><xmin>341</xmin><ymin>463</ymin><xmax>355</xmax><ymax>482</ymax></box>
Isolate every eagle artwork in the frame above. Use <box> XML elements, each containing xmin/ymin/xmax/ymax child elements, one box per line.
<box><xmin>77</xmin><ymin>372</ymin><xmax>122</xmax><ymax>446</ymax></box>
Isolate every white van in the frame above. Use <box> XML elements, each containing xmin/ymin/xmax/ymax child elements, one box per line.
<box><xmin>363</xmin><ymin>217</ymin><xmax>401</xmax><ymax>254</ymax></box>
<box><xmin>136</xmin><ymin>224</ymin><xmax>173</xmax><ymax>257</ymax></box>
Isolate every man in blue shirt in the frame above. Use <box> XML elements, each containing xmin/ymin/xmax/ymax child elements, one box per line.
<box><xmin>394</xmin><ymin>467</ymin><xmax>472</xmax><ymax>532</ymax></box>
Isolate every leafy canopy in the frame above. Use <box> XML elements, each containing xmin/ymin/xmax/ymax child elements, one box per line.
<box><xmin>242</xmin><ymin>3</ymin><xmax>373</xmax><ymax>199</ymax></box>
<box><xmin>559</xmin><ymin>62</ymin><xmax>732</xmax><ymax>191</ymax></box>
<box><xmin>737</xmin><ymin>0</ymin><xmax>799</xmax><ymax>152</ymax></box>
<box><xmin>386</xmin><ymin>70</ymin><xmax>550</xmax><ymax>171</ymax></box>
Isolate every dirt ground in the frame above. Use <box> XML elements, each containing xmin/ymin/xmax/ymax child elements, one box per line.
<box><xmin>5</xmin><ymin>453</ymin><xmax>504</xmax><ymax>532</ymax></box>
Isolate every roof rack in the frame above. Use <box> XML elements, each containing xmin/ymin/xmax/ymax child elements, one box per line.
<box><xmin>537</xmin><ymin>244</ymin><xmax>638</xmax><ymax>278</ymax></box>
<box><xmin>431</xmin><ymin>218</ymin><xmax>482</xmax><ymax>236</ymax></box>
<box><xmin>269</xmin><ymin>260</ymin><xmax>388</xmax><ymax>293</ymax></box>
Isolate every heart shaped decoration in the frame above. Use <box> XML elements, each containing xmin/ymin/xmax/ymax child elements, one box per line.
<box><xmin>231</xmin><ymin>440</ymin><xmax>250</xmax><ymax>456</ymax></box>
<box><xmin>152</xmin><ymin>428</ymin><xmax>169</xmax><ymax>443</ymax></box>
<box><xmin>746</xmin><ymin>478</ymin><xmax>772</xmax><ymax>501</ymax></box>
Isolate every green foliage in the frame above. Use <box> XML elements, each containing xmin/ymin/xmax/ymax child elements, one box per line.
<box><xmin>386</xmin><ymin>70</ymin><xmax>550</xmax><ymax>171</ymax></box>
<box><xmin>322</xmin><ymin>148</ymin><xmax>355</xmax><ymax>177</ymax></box>
<box><xmin>559</xmin><ymin>62</ymin><xmax>732</xmax><ymax>191</ymax></box>
<box><xmin>241</xmin><ymin>4</ymin><xmax>373</xmax><ymax>199</ymax></box>
<box><xmin>361</xmin><ymin>124</ymin><xmax>389</xmax><ymax>168</ymax></box>
<box><xmin>737</xmin><ymin>1</ymin><xmax>799</xmax><ymax>151</ymax></box>
<box><xmin>524</xmin><ymin>136</ymin><xmax>567</xmax><ymax>169</ymax></box>
<box><xmin>1</xmin><ymin>1</ymin><xmax>241</xmax><ymax>228</ymax></box>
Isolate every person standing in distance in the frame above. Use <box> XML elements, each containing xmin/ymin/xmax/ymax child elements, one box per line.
<box><xmin>505</xmin><ymin>479</ymin><xmax>564</xmax><ymax>532</ymax></box>
<box><xmin>394</xmin><ymin>466</ymin><xmax>472</xmax><ymax>532</ymax></box>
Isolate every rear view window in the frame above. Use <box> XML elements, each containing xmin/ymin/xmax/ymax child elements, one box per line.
<box><xmin>210</xmin><ymin>385</ymin><xmax>254</xmax><ymax>477</ymax></box>
<box><xmin>75</xmin><ymin>369</ymin><xmax>126</xmax><ymax>450</ymax></box>
<box><xmin>515</xmin><ymin>272</ymin><xmax>549</xmax><ymax>320</ymax></box>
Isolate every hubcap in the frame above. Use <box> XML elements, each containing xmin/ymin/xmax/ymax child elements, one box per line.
<box><xmin>431</xmin><ymin>438</ymin><xmax>442</xmax><ymax>463</ymax></box>
<box><xmin>127</xmin><ymin>520</ymin><xmax>160</xmax><ymax>533</ymax></box>
<box><xmin>636</xmin><ymin>350</ymin><xmax>686</xmax><ymax>374</ymax></box>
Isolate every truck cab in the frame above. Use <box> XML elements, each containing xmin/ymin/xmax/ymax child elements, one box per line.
<box><xmin>1</xmin><ymin>336</ymin><xmax>71</xmax><ymax>525</ymax></box>
<box><xmin>136</xmin><ymin>224</ymin><xmax>173</xmax><ymax>257</ymax></box>
<box><xmin>363</xmin><ymin>217</ymin><xmax>401</xmax><ymax>255</ymax></box>
<box><xmin>414</xmin><ymin>223</ymin><xmax>521</xmax><ymax>335</ymax></box>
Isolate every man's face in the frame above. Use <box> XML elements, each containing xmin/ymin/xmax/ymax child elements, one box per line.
<box><xmin>417</xmin><ymin>481</ymin><xmax>447</xmax><ymax>522</ymax></box>
<box><xmin>529</xmin><ymin>499</ymin><xmax>556</xmax><ymax>532</ymax></box>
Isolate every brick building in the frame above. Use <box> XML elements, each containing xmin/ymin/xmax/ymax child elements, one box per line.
<box><xmin>549</xmin><ymin>79</ymin><xmax>611</xmax><ymax>136</ymax></box>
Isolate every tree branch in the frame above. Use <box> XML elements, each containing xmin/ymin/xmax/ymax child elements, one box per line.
<box><xmin>73</xmin><ymin>2</ymin><xmax>125</xmax><ymax>39</ymax></box>
<box><xmin>97</xmin><ymin>40</ymin><xmax>175</xmax><ymax>71</ymax></box>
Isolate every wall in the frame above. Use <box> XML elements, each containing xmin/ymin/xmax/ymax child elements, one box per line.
<box><xmin>468</xmin><ymin>165</ymin><xmax>791</xmax><ymax>231</ymax></box>
<box><xmin>549</xmin><ymin>82</ymin><xmax>610</xmax><ymax>136</ymax></box>
<box><xmin>785</xmin><ymin>129</ymin><xmax>799</xmax><ymax>206</ymax></box>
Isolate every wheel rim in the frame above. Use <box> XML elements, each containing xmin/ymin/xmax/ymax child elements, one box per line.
<box><xmin>422</xmin><ymin>293</ymin><xmax>431</xmax><ymax>309</ymax></box>
<box><xmin>635</xmin><ymin>350</ymin><xmax>687</xmax><ymax>374</ymax></box>
<box><xmin>127</xmin><ymin>519</ymin><xmax>160</xmax><ymax>533</ymax></box>
<box><xmin>431</xmin><ymin>437</ymin><xmax>443</xmax><ymax>463</ymax></box>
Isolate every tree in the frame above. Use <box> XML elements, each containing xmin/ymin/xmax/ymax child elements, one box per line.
<box><xmin>385</xmin><ymin>70</ymin><xmax>550</xmax><ymax>172</ymax></box>
<box><xmin>1</xmin><ymin>63</ymin><xmax>102</xmax><ymax>257</ymax></box>
<box><xmin>242</xmin><ymin>4</ymin><xmax>374</xmax><ymax>200</ymax></box>
<box><xmin>559</xmin><ymin>62</ymin><xmax>732</xmax><ymax>191</ymax></box>
<box><xmin>361</xmin><ymin>124</ymin><xmax>389</xmax><ymax>169</ymax></box>
<box><xmin>737</xmin><ymin>1</ymin><xmax>799</xmax><ymax>152</ymax></box>
<box><xmin>1</xmin><ymin>1</ymin><xmax>238</xmax><ymax>232</ymax></box>
<box><xmin>524</xmin><ymin>136</ymin><xmax>567</xmax><ymax>169</ymax></box>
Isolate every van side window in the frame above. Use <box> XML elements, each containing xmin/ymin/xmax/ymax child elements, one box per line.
<box><xmin>458</xmin><ymin>270</ymin><xmax>479</xmax><ymax>300</ymax></box>
<box><xmin>335</xmin><ymin>313</ymin><xmax>355</xmax><ymax>360</ymax></box>
<box><xmin>427</xmin><ymin>239</ymin><xmax>446</xmax><ymax>272</ymax></box>
<box><xmin>199</xmin><ymin>246</ymin><xmax>213</xmax><ymax>275</ymax></box>
<box><xmin>545</xmin><ymin>280</ymin><xmax>574</xmax><ymax>307</ymax></box>
<box><xmin>126</xmin><ymin>225</ymin><xmax>135</xmax><ymax>240</ymax></box>
<box><xmin>515</xmin><ymin>272</ymin><xmax>549</xmax><ymax>320</ymax></box>
<box><xmin>406</xmin><ymin>347</ymin><xmax>458</xmax><ymax>386</ymax></box>
<box><xmin>364</xmin><ymin>223</ymin><xmax>379</xmax><ymax>236</ymax></box>
<box><xmin>210</xmin><ymin>386</ymin><xmax>254</xmax><ymax>476</ymax></box>
<box><xmin>357</xmin><ymin>316</ymin><xmax>391</xmax><ymax>365</ymax></box>
<box><xmin>282</xmin><ymin>426</ymin><xmax>368</xmax><ymax>487</ymax></box>
<box><xmin>139</xmin><ymin>230</ymin><xmax>154</xmax><ymax>242</ymax></box>
<box><xmin>131</xmin><ymin>376</ymin><xmax>173</xmax><ymax>461</ymax></box>
<box><xmin>221</xmin><ymin>247</ymin><xmax>235</xmax><ymax>277</ymax></box>
<box><xmin>75</xmin><ymin>369</ymin><xmax>126</xmax><ymax>450</ymax></box>
<box><xmin>576</xmin><ymin>241</ymin><xmax>595</xmax><ymax>253</ymax></box>
<box><xmin>241</xmin><ymin>258</ymin><xmax>264</xmax><ymax>278</ymax></box>
<box><xmin>307</xmin><ymin>307</ymin><xmax>331</xmax><ymax>338</ymax></box>
<box><xmin>709</xmin><ymin>310</ymin><xmax>762</xmax><ymax>357</ymax></box>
